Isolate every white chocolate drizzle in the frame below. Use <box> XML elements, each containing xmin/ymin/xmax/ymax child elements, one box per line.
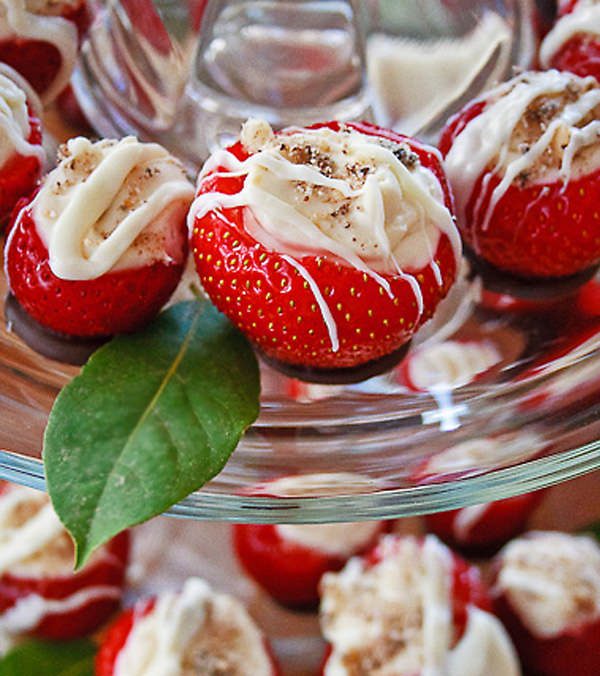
<box><xmin>190</xmin><ymin>120</ymin><xmax>460</xmax><ymax>351</ymax></box>
<box><xmin>30</xmin><ymin>136</ymin><xmax>194</xmax><ymax>280</ymax></box>
<box><xmin>495</xmin><ymin>531</ymin><xmax>600</xmax><ymax>639</ymax></box>
<box><xmin>540</xmin><ymin>1</ymin><xmax>600</xmax><ymax>67</ymax></box>
<box><xmin>444</xmin><ymin>70</ymin><xmax>600</xmax><ymax>236</ymax></box>
<box><xmin>114</xmin><ymin>578</ymin><xmax>273</xmax><ymax>676</ymax></box>
<box><xmin>0</xmin><ymin>0</ymin><xmax>78</xmax><ymax>103</ymax></box>
<box><xmin>320</xmin><ymin>535</ymin><xmax>520</xmax><ymax>676</ymax></box>
<box><xmin>0</xmin><ymin>69</ymin><xmax>44</xmax><ymax>168</ymax></box>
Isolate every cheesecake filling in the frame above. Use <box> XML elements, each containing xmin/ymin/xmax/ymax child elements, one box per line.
<box><xmin>0</xmin><ymin>0</ymin><xmax>78</xmax><ymax>102</ymax></box>
<box><xmin>114</xmin><ymin>578</ymin><xmax>273</xmax><ymax>676</ymax></box>
<box><xmin>540</xmin><ymin>1</ymin><xmax>600</xmax><ymax>66</ymax></box>
<box><xmin>269</xmin><ymin>474</ymin><xmax>381</xmax><ymax>558</ymax></box>
<box><xmin>28</xmin><ymin>136</ymin><xmax>194</xmax><ymax>280</ymax></box>
<box><xmin>496</xmin><ymin>531</ymin><xmax>600</xmax><ymax>638</ymax></box>
<box><xmin>444</xmin><ymin>70</ymin><xmax>600</xmax><ymax>233</ymax></box>
<box><xmin>190</xmin><ymin>120</ymin><xmax>460</xmax><ymax>351</ymax></box>
<box><xmin>320</xmin><ymin>535</ymin><xmax>520</xmax><ymax>676</ymax></box>
<box><xmin>0</xmin><ymin>70</ymin><xmax>44</xmax><ymax>168</ymax></box>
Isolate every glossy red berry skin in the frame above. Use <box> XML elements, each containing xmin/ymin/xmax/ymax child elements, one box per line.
<box><xmin>233</xmin><ymin>520</ymin><xmax>388</xmax><ymax>610</ymax></box>
<box><xmin>425</xmin><ymin>491</ymin><xmax>546</xmax><ymax>556</ymax></box>
<box><xmin>5</xmin><ymin>201</ymin><xmax>188</xmax><ymax>338</ymax></box>
<box><xmin>0</xmin><ymin>105</ymin><xmax>43</xmax><ymax>228</ymax></box>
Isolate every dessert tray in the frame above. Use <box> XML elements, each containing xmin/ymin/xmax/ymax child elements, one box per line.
<box><xmin>2</xmin><ymin>249</ymin><xmax>600</xmax><ymax>522</ymax></box>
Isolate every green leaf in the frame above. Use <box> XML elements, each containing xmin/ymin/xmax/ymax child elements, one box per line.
<box><xmin>44</xmin><ymin>301</ymin><xmax>260</xmax><ymax>569</ymax></box>
<box><xmin>0</xmin><ymin>639</ymin><xmax>95</xmax><ymax>676</ymax></box>
<box><xmin>582</xmin><ymin>521</ymin><xmax>600</xmax><ymax>543</ymax></box>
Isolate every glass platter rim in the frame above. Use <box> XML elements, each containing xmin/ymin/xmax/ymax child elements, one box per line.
<box><xmin>0</xmin><ymin>441</ymin><xmax>598</xmax><ymax>523</ymax></box>
<box><xmin>1</xmin><ymin>266</ymin><xmax>600</xmax><ymax>523</ymax></box>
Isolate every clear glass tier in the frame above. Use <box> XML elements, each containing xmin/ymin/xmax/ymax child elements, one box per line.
<box><xmin>73</xmin><ymin>0</ymin><xmax>537</xmax><ymax>168</ymax></box>
<box><xmin>2</xmin><ymin>239</ymin><xmax>600</xmax><ymax>521</ymax></box>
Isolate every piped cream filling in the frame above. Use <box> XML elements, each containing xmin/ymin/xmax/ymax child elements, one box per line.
<box><xmin>270</xmin><ymin>474</ymin><xmax>381</xmax><ymax>558</ymax></box>
<box><xmin>30</xmin><ymin>136</ymin><xmax>194</xmax><ymax>280</ymax></box>
<box><xmin>540</xmin><ymin>1</ymin><xmax>600</xmax><ymax>66</ymax></box>
<box><xmin>320</xmin><ymin>535</ymin><xmax>520</xmax><ymax>676</ymax></box>
<box><xmin>0</xmin><ymin>485</ymin><xmax>74</xmax><ymax>577</ymax></box>
<box><xmin>444</xmin><ymin>70</ymin><xmax>600</xmax><ymax>233</ymax></box>
<box><xmin>496</xmin><ymin>532</ymin><xmax>600</xmax><ymax>638</ymax></box>
<box><xmin>0</xmin><ymin>0</ymin><xmax>78</xmax><ymax>103</ymax></box>
<box><xmin>0</xmin><ymin>70</ymin><xmax>44</xmax><ymax>167</ymax></box>
<box><xmin>114</xmin><ymin>578</ymin><xmax>272</xmax><ymax>676</ymax></box>
<box><xmin>406</xmin><ymin>339</ymin><xmax>501</xmax><ymax>391</ymax></box>
<box><xmin>190</xmin><ymin>120</ymin><xmax>460</xmax><ymax>351</ymax></box>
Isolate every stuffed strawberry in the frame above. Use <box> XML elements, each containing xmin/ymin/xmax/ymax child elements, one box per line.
<box><xmin>424</xmin><ymin>493</ymin><xmax>545</xmax><ymax>556</ymax></box>
<box><xmin>233</xmin><ymin>473</ymin><xmax>388</xmax><ymax>609</ymax></box>
<box><xmin>0</xmin><ymin>481</ymin><xmax>129</xmax><ymax>642</ymax></box>
<box><xmin>96</xmin><ymin>577</ymin><xmax>281</xmax><ymax>676</ymax></box>
<box><xmin>441</xmin><ymin>69</ymin><xmax>600</xmax><ymax>280</ymax></box>
<box><xmin>0</xmin><ymin>67</ymin><xmax>44</xmax><ymax>227</ymax></box>
<box><xmin>5</xmin><ymin>136</ymin><xmax>194</xmax><ymax>338</ymax></box>
<box><xmin>412</xmin><ymin>434</ymin><xmax>546</xmax><ymax>555</ymax></box>
<box><xmin>319</xmin><ymin>534</ymin><xmax>521</xmax><ymax>675</ymax></box>
<box><xmin>540</xmin><ymin>0</ymin><xmax>600</xmax><ymax>80</ymax></box>
<box><xmin>190</xmin><ymin>118</ymin><xmax>461</xmax><ymax>378</ymax></box>
<box><xmin>0</xmin><ymin>0</ymin><xmax>92</xmax><ymax>103</ymax></box>
<box><xmin>492</xmin><ymin>531</ymin><xmax>600</xmax><ymax>676</ymax></box>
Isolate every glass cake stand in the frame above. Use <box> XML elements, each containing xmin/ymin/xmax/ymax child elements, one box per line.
<box><xmin>2</xmin><ymin>241</ymin><xmax>600</xmax><ymax>522</ymax></box>
<box><xmin>3</xmin><ymin>0</ymin><xmax>599</xmax><ymax>524</ymax></box>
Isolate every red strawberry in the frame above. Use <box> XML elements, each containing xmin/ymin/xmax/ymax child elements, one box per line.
<box><xmin>0</xmin><ymin>0</ymin><xmax>90</xmax><ymax>102</ymax></box>
<box><xmin>441</xmin><ymin>70</ymin><xmax>600</xmax><ymax>279</ymax></box>
<box><xmin>540</xmin><ymin>0</ymin><xmax>600</xmax><ymax>80</ymax></box>
<box><xmin>320</xmin><ymin>535</ymin><xmax>519</xmax><ymax>675</ymax></box>
<box><xmin>0</xmin><ymin>482</ymin><xmax>129</xmax><ymax>641</ymax></box>
<box><xmin>190</xmin><ymin>120</ymin><xmax>460</xmax><ymax>375</ymax></box>
<box><xmin>577</xmin><ymin>275</ymin><xmax>600</xmax><ymax>316</ymax></box>
<box><xmin>5</xmin><ymin>137</ymin><xmax>193</xmax><ymax>338</ymax></box>
<box><xmin>492</xmin><ymin>531</ymin><xmax>600</xmax><ymax>676</ymax></box>
<box><xmin>96</xmin><ymin>579</ymin><xmax>281</xmax><ymax>675</ymax></box>
<box><xmin>425</xmin><ymin>492</ymin><xmax>546</xmax><ymax>556</ymax></box>
<box><xmin>0</xmin><ymin>98</ymin><xmax>43</xmax><ymax>228</ymax></box>
<box><xmin>233</xmin><ymin>474</ymin><xmax>388</xmax><ymax>609</ymax></box>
